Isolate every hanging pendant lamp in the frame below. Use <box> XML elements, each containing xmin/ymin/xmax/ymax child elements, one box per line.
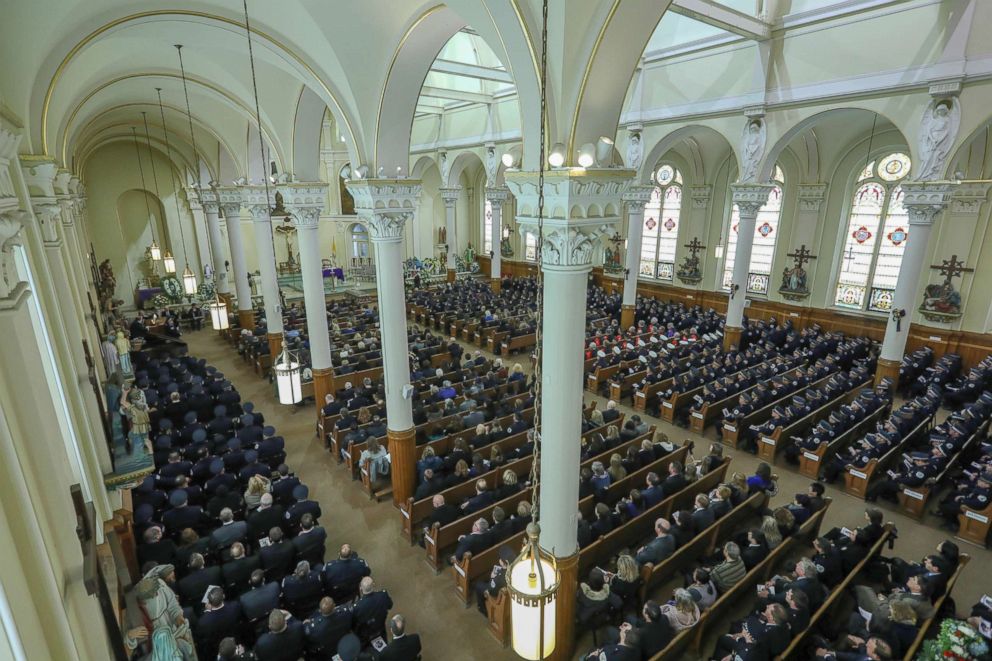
<box><xmin>241</xmin><ymin>0</ymin><xmax>300</xmax><ymax>403</ymax></box>
<box><xmin>140</xmin><ymin>112</ymin><xmax>165</xmax><ymax>262</ymax></box>
<box><xmin>506</xmin><ymin>0</ymin><xmax>558</xmax><ymax>658</ymax></box>
<box><xmin>156</xmin><ymin>85</ymin><xmax>196</xmax><ymax>295</ymax></box>
<box><xmin>163</xmin><ymin>250</ymin><xmax>176</xmax><ymax>273</ymax></box>
<box><xmin>130</xmin><ymin>126</ymin><xmax>162</xmax><ymax>266</ymax></box>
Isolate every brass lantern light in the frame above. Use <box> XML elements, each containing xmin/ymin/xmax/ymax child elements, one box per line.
<box><xmin>182</xmin><ymin>265</ymin><xmax>198</xmax><ymax>295</ymax></box>
<box><xmin>149</xmin><ymin>240</ymin><xmax>162</xmax><ymax>261</ymax></box>
<box><xmin>162</xmin><ymin>250</ymin><xmax>176</xmax><ymax>273</ymax></box>
<box><xmin>507</xmin><ymin>523</ymin><xmax>559</xmax><ymax>660</ymax></box>
<box><xmin>273</xmin><ymin>345</ymin><xmax>302</xmax><ymax>405</ymax></box>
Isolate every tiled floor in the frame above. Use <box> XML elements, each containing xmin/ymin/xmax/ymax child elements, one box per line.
<box><xmin>185</xmin><ymin>326</ymin><xmax>991</xmax><ymax>660</ymax></box>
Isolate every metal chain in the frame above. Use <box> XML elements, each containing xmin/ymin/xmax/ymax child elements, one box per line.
<box><xmin>131</xmin><ymin>127</ymin><xmax>154</xmax><ymax>226</ymax></box>
<box><xmin>156</xmin><ymin>87</ymin><xmax>192</xmax><ymax>265</ymax></box>
<box><xmin>529</xmin><ymin>0</ymin><xmax>549</xmax><ymax>521</ymax></box>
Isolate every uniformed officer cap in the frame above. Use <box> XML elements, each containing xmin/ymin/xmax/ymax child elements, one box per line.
<box><xmin>227</xmin><ymin>438</ymin><xmax>241</xmax><ymax>452</ymax></box>
<box><xmin>241</xmin><ymin>413</ymin><xmax>255</xmax><ymax>427</ymax></box>
<box><xmin>910</xmin><ymin>452</ymin><xmax>929</xmax><ymax>461</ymax></box>
<box><xmin>597</xmin><ymin>350</ymin><xmax>606</xmax><ymax>358</ymax></box>
<box><xmin>817</xmin><ymin>420</ymin><xmax>832</xmax><ymax>432</ymax></box>
<box><xmin>243</xmin><ymin>402</ymin><xmax>255</xmax><ymax>413</ymax></box>
<box><xmin>169</xmin><ymin>490</ymin><xmax>188</xmax><ymax>507</ymax></box>
<box><xmin>293</xmin><ymin>484</ymin><xmax>309</xmax><ymax>500</ymax></box>
<box><xmin>337</xmin><ymin>633</ymin><xmax>361</xmax><ymax>661</ymax></box>
<box><xmin>214</xmin><ymin>372</ymin><xmax>225</xmax><ymax>380</ymax></box>
<box><xmin>649</xmin><ymin>336</ymin><xmax>659</xmax><ymax>344</ymax></box>
<box><xmin>263</xmin><ymin>425</ymin><xmax>276</xmax><ymax>437</ymax></box>
<box><xmin>638</xmin><ymin>355</ymin><xmax>648</xmax><ymax>364</ymax></box>
<box><xmin>134</xmin><ymin>503</ymin><xmax>154</xmax><ymax>524</ymax></box>
<box><xmin>213</xmin><ymin>404</ymin><xmax>227</xmax><ymax>417</ymax></box>
<box><xmin>166</xmin><ymin>382</ymin><xmax>180</xmax><ymax>394</ymax></box>
<box><xmin>210</xmin><ymin>458</ymin><xmax>224</xmax><ymax>475</ymax></box>
<box><xmin>189</xmin><ymin>428</ymin><xmax>206</xmax><ymax>444</ymax></box>
<box><xmin>205</xmin><ymin>365</ymin><xmax>217</xmax><ymax>374</ymax></box>
<box><xmin>155</xmin><ymin>435</ymin><xmax>172</xmax><ymax>450</ymax></box>
<box><xmin>791</xmin><ymin>396</ymin><xmax>805</xmax><ymax>406</ymax></box>
<box><xmin>244</xmin><ymin>450</ymin><xmax>258</xmax><ymax>463</ymax></box>
<box><xmin>772</xmin><ymin>406</ymin><xmax>785</xmax><ymax>416</ymax></box>
<box><xmin>191</xmin><ymin>385</ymin><xmax>204</xmax><ymax>396</ymax></box>
<box><xmin>135</xmin><ymin>475</ymin><xmax>156</xmax><ymax>492</ymax></box>
<box><xmin>613</xmin><ymin>346</ymin><xmax>622</xmax><ymax>355</ymax></box>
<box><xmin>183</xmin><ymin>411</ymin><xmax>197</xmax><ymax>424</ymax></box>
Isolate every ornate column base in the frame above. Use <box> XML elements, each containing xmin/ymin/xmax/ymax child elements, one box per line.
<box><xmin>387</xmin><ymin>427</ymin><xmax>416</xmax><ymax>507</ymax></box>
<box><xmin>312</xmin><ymin>367</ymin><xmax>333</xmax><ymax>418</ymax></box>
<box><xmin>490</xmin><ymin>277</ymin><xmax>501</xmax><ymax>293</ymax></box>
<box><xmin>875</xmin><ymin>357</ymin><xmax>900</xmax><ymax>388</ymax></box>
<box><xmin>267</xmin><ymin>332</ymin><xmax>283</xmax><ymax>359</ymax></box>
<box><xmin>548</xmin><ymin>552</ymin><xmax>579</xmax><ymax>661</ymax></box>
<box><xmin>620</xmin><ymin>304</ymin><xmax>635</xmax><ymax>330</ymax></box>
<box><xmin>237</xmin><ymin>309</ymin><xmax>255</xmax><ymax>330</ymax></box>
<box><xmin>723</xmin><ymin>326</ymin><xmax>743</xmax><ymax>352</ymax></box>
<box><xmin>447</xmin><ymin>268</ymin><xmax>456</xmax><ymax>283</ymax></box>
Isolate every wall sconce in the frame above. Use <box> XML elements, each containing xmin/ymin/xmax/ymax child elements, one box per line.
<box><xmin>729</xmin><ymin>283</ymin><xmax>740</xmax><ymax>299</ymax></box>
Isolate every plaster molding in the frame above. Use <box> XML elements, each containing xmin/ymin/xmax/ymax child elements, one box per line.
<box><xmin>19</xmin><ymin>157</ymin><xmax>58</xmax><ymax>198</ymax></box>
<box><xmin>731</xmin><ymin>183</ymin><xmax>776</xmax><ymax>218</ymax></box>
<box><xmin>797</xmin><ymin>183</ymin><xmax>828</xmax><ymax>212</ymax></box>
<box><xmin>689</xmin><ymin>185</ymin><xmax>713</xmax><ymax>210</ymax></box>
<box><xmin>950</xmin><ymin>181</ymin><xmax>992</xmax><ymax>215</ymax></box>
<box><xmin>900</xmin><ymin>181</ymin><xmax>957</xmax><ymax>226</ymax></box>
<box><xmin>0</xmin><ymin>130</ymin><xmax>21</xmax><ymax>217</ymax></box>
<box><xmin>278</xmin><ymin>182</ymin><xmax>328</xmax><ymax>230</ymax></box>
<box><xmin>484</xmin><ymin>187</ymin><xmax>510</xmax><ymax>208</ymax></box>
<box><xmin>622</xmin><ymin>185</ymin><xmax>655</xmax><ymax>212</ymax></box>
<box><xmin>199</xmin><ymin>187</ymin><xmax>220</xmax><ymax>215</ymax></box>
<box><xmin>0</xmin><ymin>210</ymin><xmax>27</xmax><ymax>301</ymax></box>
<box><xmin>438</xmin><ymin>186</ymin><xmax>462</xmax><ymax>207</ymax></box>
<box><xmin>345</xmin><ymin>179</ymin><xmax>422</xmax><ymax>244</ymax></box>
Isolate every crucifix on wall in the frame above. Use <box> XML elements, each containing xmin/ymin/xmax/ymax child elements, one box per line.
<box><xmin>920</xmin><ymin>254</ymin><xmax>973</xmax><ymax>320</ymax></box>
<box><xmin>676</xmin><ymin>237</ymin><xmax>705</xmax><ymax>283</ymax></box>
<box><xmin>779</xmin><ymin>244</ymin><xmax>816</xmax><ymax>299</ymax></box>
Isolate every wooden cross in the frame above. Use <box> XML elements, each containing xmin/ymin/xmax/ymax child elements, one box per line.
<box><xmin>787</xmin><ymin>244</ymin><xmax>817</xmax><ymax>269</ymax></box>
<box><xmin>683</xmin><ymin>237</ymin><xmax>705</xmax><ymax>258</ymax></box>
<box><xmin>930</xmin><ymin>254</ymin><xmax>973</xmax><ymax>286</ymax></box>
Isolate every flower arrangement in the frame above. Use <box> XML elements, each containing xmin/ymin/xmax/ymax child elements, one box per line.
<box><xmin>917</xmin><ymin>619</ymin><xmax>990</xmax><ymax>660</ymax></box>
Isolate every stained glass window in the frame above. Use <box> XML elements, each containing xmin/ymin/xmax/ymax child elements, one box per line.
<box><xmin>483</xmin><ymin>200</ymin><xmax>493</xmax><ymax>254</ymax></box>
<box><xmin>524</xmin><ymin>232</ymin><xmax>538</xmax><ymax>262</ymax></box>
<box><xmin>834</xmin><ymin>153</ymin><xmax>911</xmax><ymax>312</ymax></box>
<box><xmin>722</xmin><ymin>165</ymin><xmax>784</xmax><ymax>294</ymax></box>
<box><xmin>639</xmin><ymin>165</ymin><xmax>683</xmax><ymax>281</ymax></box>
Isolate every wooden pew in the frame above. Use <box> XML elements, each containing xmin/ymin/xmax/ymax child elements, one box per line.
<box><xmin>722</xmin><ymin>371</ymin><xmax>835</xmax><ymax>449</ymax></box>
<box><xmin>897</xmin><ymin>420</ymin><xmax>989</xmax><ymax>519</ymax></box>
<box><xmin>797</xmin><ymin>401</ymin><xmax>889</xmax><ymax>479</ymax></box>
<box><xmin>900</xmin><ymin>555</ymin><xmax>971</xmax><ymax>660</ymax></box>
<box><xmin>843</xmin><ymin>414</ymin><xmax>935</xmax><ymax>499</ymax></box>
<box><xmin>501</xmin><ymin>332</ymin><xmax>536</xmax><ymax>355</ymax></box>
<box><xmin>774</xmin><ymin>521</ymin><xmax>894</xmax><ymax>660</ymax></box>
<box><xmin>957</xmin><ymin>501</ymin><xmax>992</xmax><ymax>548</ymax></box>
<box><xmin>648</xmin><ymin>501</ymin><xmax>831</xmax><ymax>660</ymax></box>
<box><xmin>633</xmin><ymin>376</ymin><xmax>675</xmax><ymax>413</ymax></box>
<box><xmin>691</xmin><ymin>364</ymin><xmax>805</xmax><ymax>435</ymax></box>
<box><xmin>757</xmin><ymin>377</ymin><xmax>873</xmax><ymax>464</ymax></box>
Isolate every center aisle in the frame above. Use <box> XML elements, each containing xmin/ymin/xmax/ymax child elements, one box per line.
<box><xmin>184</xmin><ymin>329</ymin><xmax>520</xmax><ymax>661</ymax></box>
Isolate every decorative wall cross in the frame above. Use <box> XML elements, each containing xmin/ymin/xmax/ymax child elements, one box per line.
<box><xmin>930</xmin><ymin>254</ymin><xmax>973</xmax><ymax>286</ymax></box>
<box><xmin>786</xmin><ymin>244</ymin><xmax>816</xmax><ymax>269</ymax></box>
<box><xmin>684</xmin><ymin>237</ymin><xmax>705</xmax><ymax>258</ymax></box>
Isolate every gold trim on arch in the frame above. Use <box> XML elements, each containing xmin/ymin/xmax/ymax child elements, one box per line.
<box><xmin>373</xmin><ymin>5</ymin><xmax>446</xmax><ymax>172</ymax></box>
<box><xmin>60</xmin><ymin>73</ymin><xmax>260</xmax><ymax>168</ymax></box>
<box><xmin>41</xmin><ymin>9</ymin><xmax>358</xmax><ymax>164</ymax></box>
<box><xmin>70</xmin><ymin>102</ymin><xmax>239</xmax><ymax>178</ymax></box>
<box><xmin>567</xmin><ymin>0</ymin><xmax>622</xmax><ymax>159</ymax></box>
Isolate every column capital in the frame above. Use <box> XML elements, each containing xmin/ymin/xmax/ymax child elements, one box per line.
<box><xmin>484</xmin><ymin>186</ymin><xmax>510</xmax><ymax>207</ymax></box>
<box><xmin>277</xmin><ymin>182</ymin><xmax>327</xmax><ymax>229</ymax></box>
<box><xmin>438</xmin><ymin>186</ymin><xmax>461</xmax><ymax>207</ymax></box>
<box><xmin>57</xmin><ymin>198</ymin><xmax>75</xmax><ymax>226</ymax></box>
<box><xmin>29</xmin><ymin>198</ymin><xmax>61</xmax><ymax>246</ymax></box>
<box><xmin>239</xmin><ymin>185</ymin><xmax>276</xmax><ymax>222</ymax></box>
<box><xmin>0</xmin><ymin>210</ymin><xmax>27</xmax><ymax>302</ymax></box>
<box><xmin>185</xmin><ymin>188</ymin><xmax>203</xmax><ymax>212</ymax></box>
<box><xmin>900</xmin><ymin>180</ymin><xmax>958</xmax><ymax>226</ymax></box>
<box><xmin>199</xmin><ymin>187</ymin><xmax>220</xmax><ymax>214</ymax></box>
<box><xmin>689</xmin><ymin>185</ymin><xmax>712</xmax><ymax>210</ymax></box>
<box><xmin>797</xmin><ymin>183</ymin><xmax>828</xmax><ymax>212</ymax></box>
<box><xmin>214</xmin><ymin>186</ymin><xmax>243</xmax><ymax>218</ymax></box>
<box><xmin>730</xmin><ymin>183</ymin><xmax>776</xmax><ymax>217</ymax></box>
<box><xmin>18</xmin><ymin>156</ymin><xmax>58</xmax><ymax>198</ymax></box>
<box><xmin>622</xmin><ymin>184</ymin><xmax>655</xmax><ymax>210</ymax></box>
<box><xmin>951</xmin><ymin>181</ymin><xmax>992</xmax><ymax>215</ymax></box>
<box><xmin>345</xmin><ymin>179</ymin><xmax>422</xmax><ymax>243</ymax></box>
<box><xmin>505</xmin><ymin>168</ymin><xmax>635</xmax><ymax>269</ymax></box>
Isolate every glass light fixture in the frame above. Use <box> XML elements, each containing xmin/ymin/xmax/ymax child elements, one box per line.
<box><xmin>577</xmin><ymin>143</ymin><xmax>596</xmax><ymax>168</ymax></box>
<box><xmin>714</xmin><ymin>243</ymin><xmax>724</xmax><ymax>259</ymax></box>
<box><xmin>163</xmin><ymin>250</ymin><xmax>176</xmax><ymax>274</ymax></box>
<box><xmin>209</xmin><ymin>298</ymin><xmax>230</xmax><ymax>330</ymax></box>
<box><xmin>182</xmin><ymin>266</ymin><xmax>198</xmax><ymax>295</ymax></box>
<box><xmin>502</xmin><ymin>152</ymin><xmax>518</xmax><ymax>168</ymax></box>
<box><xmin>548</xmin><ymin>143</ymin><xmax>566</xmax><ymax>168</ymax></box>
<box><xmin>595</xmin><ymin>136</ymin><xmax>614</xmax><ymax>166</ymax></box>
<box><xmin>508</xmin><ymin>523</ymin><xmax>559</xmax><ymax>660</ymax></box>
<box><xmin>274</xmin><ymin>346</ymin><xmax>302</xmax><ymax>405</ymax></box>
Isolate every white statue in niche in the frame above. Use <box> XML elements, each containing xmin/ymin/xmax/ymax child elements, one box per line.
<box><xmin>917</xmin><ymin>99</ymin><xmax>959</xmax><ymax>181</ymax></box>
<box><xmin>739</xmin><ymin>119</ymin><xmax>766</xmax><ymax>183</ymax></box>
<box><xmin>626</xmin><ymin>131</ymin><xmax>643</xmax><ymax>170</ymax></box>
<box><xmin>485</xmin><ymin>144</ymin><xmax>498</xmax><ymax>186</ymax></box>
<box><xmin>439</xmin><ymin>151</ymin><xmax>450</xmax><ymax>185</ymax></box>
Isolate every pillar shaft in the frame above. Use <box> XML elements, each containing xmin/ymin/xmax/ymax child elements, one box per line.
<box><xmin>217</xmin><ymin>190</ymin><xmax>253</xmax><ymax>318</ymax></box>
<box><xmin>878</xmin><ymin>182</ymin><xmax>956</xmax><ymax>367</ymax></box>
<box><xmin>242</xmin><ymin>187</ymin><xmax>284</xmax><ymax>338</ymax></box>
<box><xmin>621</xmin><ymin>186</ymin><xmax>653</xmax><ymax>330</ymax></box>
<box><xmin>201</xmin><ymin>193</ymin><xmax>230</xmax><ymax>295</ymax></box>
<box><xmin>440</xmin><ymin>187</ymin><xmax>460</xmax><ymax>279</ymax></box>
<box><xmin>486</xmin><ymin>188</ymin><xmax>508</xmax><ymax>285</ymax></box>
<box><xmin>725</xmin><ymin>185</ymin><xmax>774</xmax><ymax>344</ymax></box>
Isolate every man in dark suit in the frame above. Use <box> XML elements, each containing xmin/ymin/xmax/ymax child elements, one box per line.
<box><xmin>661</xmin><ymin>461</ymin><xmax>687</xmax><ymax>496</ymax></box>
<box><xmin>285</xmin><ymin>484</ymin><xmax>322</xmax><ymax>531</ymax></box>
<box><xmin>322</xmin><ymin>544</ymin><xmax>371</xmax><ymax>602</ymax></box>
<box><xmin>239</xmin><ymin>568</ymin><xmax>282</xmax><ymax>623</ymax></box>
<box><xmin>248</xmin><ymin>493</ymin><xmax>285</xmax><ymax>541</ymax></box>
<box><xmin>138</xmin><ymin>525</ymin><xmax>177</xmax><ymax>568</ymax></box>
<box><xmin>374</xmin><ymin>614</ymin><xmax>422</xmax><ymax>661</ymax></box>
<box><xmin>260</xmin><ymin>527</ymin><xmax>296</xmax><ymax>580</ymax></box>
<box><xmin>633</xmin><ymin>600</ymin><xmax>673</xmax><ymax>659</ymax></box>
<box><xmin>292</xmin><ymin>513</ymin><xmax>327</xmax><ymax>565</ymax></box>
<box><xmin>460</xmin><ymin>479</ymin><xmax>494</xmax><ymax>515</ymax></box>
<box><xmin>254</xmin><ymin>609</ymin><xmax>305</xmax><ymax>661</ymax></box>
<box><xmin>221</xmin><ymin>542</ymin><xmax>260</xmax><ymax>597</ymax></box>
<box><xmin>451</xmin><ymin>518</ymin><xmax>492</xmax><ymax>563</ymax></box>
<box><xmin>177</xmin><ymin>553</ymin><xmax>221</xmax><ymax>609</ymax></box>
<box><xmin>690</xmin><ymin>494</ymin><xmax>715</xmax><ymax>531</ymax></box>
<box><xmin>352</xmin><ymin>577</ymin><xmax>394</xmax><ymax>640</ymax></box>
<box><xmin>195</xmin><ymin>587</ymin><xmax>244</xmax><ymax>660</ymax></box>
<box><xmin>304</xmin><ymin>597</ymin><xmax>353</xmax><ymax>658</ymax></box>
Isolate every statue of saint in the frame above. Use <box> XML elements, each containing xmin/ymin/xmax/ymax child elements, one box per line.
<box><xmin>739</xmin><ymin>119</ymin><xmax>766</xmax><ymax>182</ymax></box>
<box><xmin>918</xmin><ymin>100</ymin><xmax>957</xmax><ymax>180</ymax></box>
<box><xmin>626</xmin><ymin>131</ymin><xmax>643</xmax><ymax>170</ymax></box>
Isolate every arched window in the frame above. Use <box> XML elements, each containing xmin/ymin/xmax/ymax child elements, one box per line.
<box><xmin>639</xmin><ymin>164</ymin><xmax>683</xmax><ymax>281</ymax></box>
<box><xmin>350</xmin><ymin>223</ymin><xmax>370</xmax><ymax>260</ymax></box>
<box><xmin>722</xmin><ymin>165</ymin><xmax>785</xmax><ymax>295</ymax></box>
<box><xmin>523</xmin><ymin>232</ymin><xmax>538</xmax><ymax>262</ymax></box>
<box><xmin>483</xmin><ymin>199</ymin><xmax>494</xmax><ymax>254</ymax></box>
<box><xmin>834</xmin><ymin>152</ymin><xmax>912</xmax><ymax>312</ymax></box>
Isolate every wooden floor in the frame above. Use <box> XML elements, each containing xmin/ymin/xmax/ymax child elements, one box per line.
<box><xmin>185</xmin><ymin>328</ymin><xmax>992</xmax><ymax>660</ymax></box>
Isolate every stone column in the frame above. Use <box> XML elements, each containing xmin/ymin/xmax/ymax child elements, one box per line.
<box><xmin>485</xmin><ymin>187</ymin><xmax>509</xmax><ymax>292</ymax></box>
<box><xmin>241</xmin><ymin>186</ymin><xmax>285</xmax><ymax>357</ymax></box>
<box><xmin>620</xmin><ymin>185</ymin><xmax>654</xmax><ymax>329</ymax></box>
<box><xmin>346</xmin><ymin>179</ymin><xmax>421</xmax><ymax>506</ymax></box>
<box><xmin>280</xmin><ymin>183</ymin><xmax>333</xmax><ymax>414</ymax></box>
<box><xmin>199</xmin><ymin>188</ymin><xmax>230</xmax><ymax>299</ymax></box>
<box><xmin>439</xmin><ymin>186</ymin><xmax>461</xmax><ymax>282</ymax></box>
<box><xmin>876</xmin><ymin>181</ymin><xmax>956</xmax><ymax>385</ymax></box>
<box><xmin>505</xmin><ymin>168</ymin><xmax>632</xmax><ymax>661</ymax></box>
<box><xmin>186</xmin><ymin>192</ymin><xmax>210</xmax><ymax>278</ymax></box>
<box><xmin>216</xmin><ymin>187</ymin><xmax>255</xmax><ymax>329</ymax></box>
<box><xmin>724</xmin><ymin>184</ymin><xmax>774</xmax><ymax>350</ymax></box>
